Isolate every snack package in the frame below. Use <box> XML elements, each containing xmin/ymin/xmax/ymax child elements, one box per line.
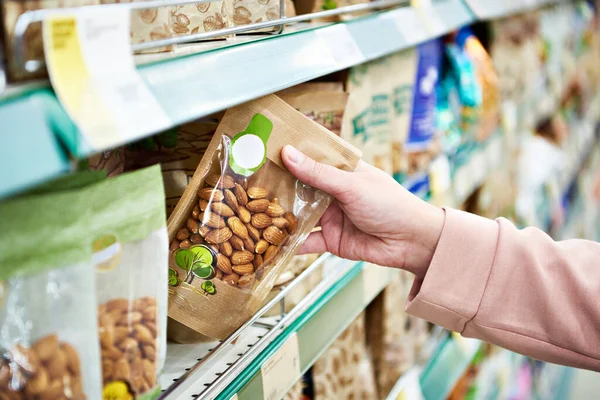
<box><xmin>1</xmin><ymin>0</ymin><xmax>99</xmax><ymax>80</ymax></box>
<box><xmin>99</xmin><ymin>0</ymin><xmax>174</xmax><ymax>53</ymax></box>
<box><xmin>86</xmin><ymin>148</ymin><xmax>126</xmax><ymax>178</ymax></box>
<box><xmin>169</xmin><ymin>1</ymin><xmax>234</xmax><ymax>38</ymax></box>
<box><xmin>307</xmin><ymin>312</ymin><xmax>378</xmax><ymax>399</ymax></box>
<box><xmin>166</xmin><ymin>94</ymin><xmax>361</xmax><ymax>340</ymax></box>
<box><xmin>366</xmin><ymin>270</ymin><xmax>415</xmax><ymax>397</ymax></box>
<box><xmin>277</xmin><ymin>83</ymin><xmax>348</xmax><ymax>136</ymax></box>
<box><xmin>343</xmin><ymin>59</ymin><xmax>394</xmax><ymax>174</ymax></box>
<box><xmin>90</xmin><ymin>165</ymin><xmax>169</xmax><ymax>398</ymax></box>
<box><xmin>230</xmin><ymin>0</ymin><xmax>281</xmax><ymax>27</ymax></box>
<box><xmin>125</xmin><ymin>118</ymin><xmax>219</xmax><ymax>217</ymax></box>
<box><xmin>388</xmin><ymin>49</ymin><xmax>418</xmax><ymax>182</ymax></box>
<box><xmin>0</xmin><ymin>189</ymin><xmax>103</xmax><ymax>398</ymax></box>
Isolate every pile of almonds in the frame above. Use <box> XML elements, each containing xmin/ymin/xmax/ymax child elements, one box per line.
<box><xmin>98</xmin><ymin>297</ymin><xmax>158</xmax><ymax>396</ymax></box>
<box><xmin>0</xmin><ymin>334</ymin><xmax>85</xmax><ymax>400</ymax></box>
<box><xmin>170</xmin><ymin>172</ymin><xmax>297</xmax><ymax>289</ymax></box>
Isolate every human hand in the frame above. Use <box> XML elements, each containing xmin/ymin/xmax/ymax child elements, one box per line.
<box><xmin>281</xmin><ymin>145</ymin><xmax>445</xmax><ymax>278</ymax></box>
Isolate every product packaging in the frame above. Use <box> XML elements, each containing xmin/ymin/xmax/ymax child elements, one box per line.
<box><xmin>366</xmin><ymin>270</ymin><xmax>415</xmax><ymax>397</ymax></box>
<box><xmin>277</xmin><ymin>83</ymin><xmax>348</xmax><ymax>136</ymax></box>
<box><xmin>0</xmin><ymin>189</ymin><xmax>103</xmax><ymax>398</ymax></box>
<box><xmin>169</xmin><ymin>1</ymin><xmax>234</xmax><ymax>38</ymax></box>
<box><xmin>166</xmin><ymin>94</ymin><xmax>361</xmax><ymax>341</ymax></box>
<box><xmin>1</xmin><ymin>0</ymin><xmax>99</xmax><ymax>80</ymax></box>
<box><xmin>125</xmin><ymin>117</ymin><xmax>219</xmax><ymax>217</ymax></box>
<box><xmin>342</xmin><ymin>58</ymin><xmax>394</xmax><ymax>174</ymax></box>
<box><xmin>405</xmin><ymin>39</ymin><xmax>443</xmax><ymax>175</ymax></box>
<box><xmin>230</xmin><ymin>0</ymin><xmax>282</xmax><ymax>28</ymax></box>
<box><xmin>90</xmin><ymin>165</ymin><xmax>169</xmax><ymax>398</ymax></box>
<box><xmin>303</xmin><ymin>312</ymin><xmax>378</xmax><ymax>399</ymax></box>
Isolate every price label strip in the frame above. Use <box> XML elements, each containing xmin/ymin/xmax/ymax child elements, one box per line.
<box><xmin>43</xmin><ymin>8</ymin><xmax>171</xmax><ymax>152</ymax></box>
<box><xmin>315</xmin><ymin>24</ymin><xmax>364</xmax><ymax>67</ymax></box>
<box><xmin>261</xmin><ymin>333</ymin><xmax>301</xmax><ymax>400</ymax></box>
<box><xmin>383</xmin><ymin>8</ymin><xmax>429</xmax><ymax>46</ymax></box>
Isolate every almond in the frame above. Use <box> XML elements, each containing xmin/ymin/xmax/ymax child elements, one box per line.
<box><xmin>243</xmin><ymin>237</ymin><xmax>255</xmax><ymax>253</ymax></box>
<box><xmin>223</xmin><ymin>273</ymin><xmax>240</xmax><ymax>286</ymax></box>
<box><xmin>113</xmin><ymin>327</ymin><xmax>130</xmax><ymax>345</ymax></box>
<box><xmin>230</xmin><ymin>235</ymin><xmax>246</xmax><ymax>251</ymax></box>
<box><xmin>180</xmin><ymin>239</ymin><xmax>192</xmax><ymax>249</ymax></box>
<box><xmin>134</xmin><ymin>324</ymin><xmax>155</xmax><ymax>345</ymax></box>
<box><xmin>197</xmin><ymin>187</ymin><xmax>224</xmax><ymax>202</ymax></box>
<box><xmin>33</xmin><ymin>334</ymin><xmax>59</xmax><ymax>363</ymax></box>
<box><xmin>142</xmin><ymin>305</ymin><xmax>157</xmax><ymax>322</ymax></box>
<box><xmin>247</xmin><ymin>198</ymin><xmax>270</xmax><ymax>213</ymax></box>
<box><xmin>146</xmin><ymin>322</ymin><xmax>157</xmax><ymax>336</ymax></box>
<box><xmin>209</xmin><ymin>243</ymin><xmax>219</xmax><ymax>253</ymax></box>
<box><xmin>266</xmin><ymin>203</ymin><xmax>285</xmax><ymax>217</ymax></box>
<box><xmin>247</xmin><ymin>187</ymin><xmax>268</xmax><ymax>199</ymax></box>
<box><xmin>25</xmin><ymin>367</ymin><xmax>48</xmax><ymax>395</ymax></box>
<box><xmin>224</xmin><ymin>189</ymin><xmax>239</xmax><ymax>209</ymax></box>
<box><xmin>264</xmin><ymin>245</ymin><xmax>278</xmax><ymax>261</ymax></box>
<box><xmin>255</xmin><ymin>239</ymin><xmax>269</xmax><ymax>254</ymax></box>
<box><xmin>201</xmin><ymin>212</ymin><xmax>226</xmax><ymax>229</ymax></box>
<box><xmin>205</xmin><ymin>227</ymin><xmax>232</xmax><ymax>244</ymax></box>
<box><xmin>142</xmin><ymin>358</ymin><xmax>156</xmax><ymax>386</ymax></box>
<box><xmin>253</xmin><ymin>254</ymin><xmax>263</xmax><ymax>269</ymax></box>
<box><xmin>232</xmin><ymin>263</ymin><xmax>254</xmax><ymax>275</ymax></box>
<box><xmin>206</xmin><ymin>173</ymin><xmax>235</xmax><ymax>189</ymax></box>
<box><xmin>142</xmin><ymin>345</ymin><xmax>156</xmax><ymax>362</ymax></box>
<box><xmin>216</xmin><ymin>269</ymin><xmax>223</xmax><ymax>280</ymax></box>
<box><xmin>114</xmin><ymin>358</ymin><xmax>131</xmax><ymax>381</ymax></box>
<box><xmin>238</xmin><ymin>274</ymin><xmax>255</xmax><ymax>289</ymax></box>
<box><xmin>211</xmin><ymin>202</ymin><xmax>235</xmax><ymax>218</ymax></box>
<box><xmin>231</xmin><ymin>250</ymin><xmax>255</xmax><ymax>265</ymax></box>
<box><xmin>39</xmin><ymin>378</ymin><xmax>64</xmax><ymax>400</ymax></box>
<box><xmin>176</xmin><ymin>228</ymin><xmax>190</xmax><ymax>241</ymax></box>
<box><xmin>227</xmin><ymin>217</ymin><xmax>249</xmax><ymax>239</ymax></box>
<box><xmin>192</xmin><ymin>205</ymin><xmax>201</xmax><ymax>220</ymax></box>
<box><xmin>46</xmin><ymin>347</ymin><xmax>67</xmax><ymax>380</ymax></box>
<box><xmin>283</xmin><ymin>212</ymin><xmax>298</xmax><ymax>233</ymax></box>
<box><xmin>247</xmin><ymin>224</ymin><xmax>261</xmax><ymax>242</ymax></box>
<box><xmin>234</xmin><ymin>183</ymin><xmax>248</xmax><ymax>205</ymax></box>
<box><xmin>251</xmin><ymin>213</ymin><xmax>272</xmax><ymax>229</ymax></box>
<box><xmin>220</xmin><ymin>241</ymin><xmax>233</xmax><ymax>257</ymax></box>
<box><xmin>170</xmin><ymin>240</ymin><xmax>180</xmax><ymax>251</ymax></box>
<box><xmin>187</xmin><ymin>218</ymin><xmax>199</xmax><ymax>233</ymax></box>
<box><xmin>102</xmin><ymin>346</ymin><xmax>123</xmax><ymax>362</ymax></box>
<box><xmin>272</xmin><ymin>217</ymin><xmax>289</xmax><ymax>229</ymax></box>
<box><xmin>199</xmin><ymin>199</ymin><xmax>209</xmax><ymax>211</ymax></box>
<box><xmin>190</xmin><ymin>233</ymin><xmax>203</xmax><ymax>244</ymax></box>
<box><xmin>237</xmin><ymin>205</ymin><xmax>252</xmax><ymax>224</ymax></box>
<box><xmin>199</xmin><ymin>225</ymin><xmax>211</xmax><ymax>237</ymax></box>
<box><xmin>264</xmin><ymin>226</ymin><xmax>286</xmax><ymax>245</ymax></box>
<box><xmin>118</xmin><ymin>337</ymin><xmax>138</xmax><ymax>352</ymax></box>
<box><xmin>217</xmin><ymin>254</ymin><xmax>233</xmax><ymax>275</ymax></box>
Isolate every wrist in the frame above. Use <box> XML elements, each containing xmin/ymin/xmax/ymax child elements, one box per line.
<box><xmin>403</xmin><ymin>204</ymin><xmax>445</xmax><ymax>278</ymax></box>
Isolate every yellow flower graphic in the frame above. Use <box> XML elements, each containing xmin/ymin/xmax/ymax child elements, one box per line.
<box><xmin>103</xmin><ymin>382</ymin><xmax>133</xmax><ymax>400</ymax></box>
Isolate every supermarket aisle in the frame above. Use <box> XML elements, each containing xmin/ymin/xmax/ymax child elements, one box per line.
<box><xmin>569</xmin><ymin>370</ymin><xmax>600</xmax><ymax>399</ymax></box>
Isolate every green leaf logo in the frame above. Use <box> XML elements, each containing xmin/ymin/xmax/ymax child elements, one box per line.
<box><xmin>173</xmin><ymin>245</ymin><xmax>216</xmax><ymax>285</ymax></box>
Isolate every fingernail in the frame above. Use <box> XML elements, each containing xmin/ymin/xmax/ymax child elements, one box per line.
<box><xmin>284</xmin><ymin>145</ymin><xmax>305</xmax><ymax>164</ymax></box>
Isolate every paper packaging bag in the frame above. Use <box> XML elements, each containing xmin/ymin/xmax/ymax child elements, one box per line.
<box><xmin>1</xmin><ymin>0</ymin><xmax>99</xmax><ymax>81</ymax></box>
<box><xmin>166</xmin><ymin>94</ymin><xmax>361</xmax><ymax>341</ymax></box>
<box><xmin>277</xmin><ymin>83</ymin><xmax>348</xmax><ymax>136</ymax></box>
<box><xmin>170</xmin><ymin>1</ymin><xmax>234</xmax><ymax>38</ymax></box>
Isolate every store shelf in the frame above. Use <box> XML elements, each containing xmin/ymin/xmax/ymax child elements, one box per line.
<box><xmin>464</xmin><ymin>0</ymin><xmax>558</xmax><ymax>21</ymax></box>
<box><xmin>419</xmin><ymin>333</ymin><xmax>482</xmax><ymax>400</ymax></box>
<box><xmin>158</xmin><ymin>257</ymin><xmax>395</xmax><ymax>399</ymax></box>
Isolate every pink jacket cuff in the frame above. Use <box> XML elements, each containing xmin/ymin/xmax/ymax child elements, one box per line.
<box><xmin>405</xmin><ymin>208</ymin><xmax>499</xmax><ymax>333</ymax></box>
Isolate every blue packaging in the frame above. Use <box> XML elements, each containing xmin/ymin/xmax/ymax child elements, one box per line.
<box><xmin>406</xmin><ymin>38</ymin><xmax>443</xmax><ymax>151</ymax></box>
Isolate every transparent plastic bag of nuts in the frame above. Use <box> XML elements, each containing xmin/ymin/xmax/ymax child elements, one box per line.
<box><xmin>167</xmin><ymin>94</ymin><xmax>361</xmax><ymax>341</ymax></box>
<box><xmin>89</xmin><ymin>166</ymin><xmax>169</xmax><ymax>398</ymax></box>
<box><xmin>0</xmin><ymin>188</ymin><xmax>103</xmax><ymax>399</ymax></box>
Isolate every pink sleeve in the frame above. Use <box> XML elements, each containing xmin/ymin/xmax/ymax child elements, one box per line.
<box><xmin>406</xmin><ymin>208</ymin><xmax>600</xmax><ymax>372</ymax></box>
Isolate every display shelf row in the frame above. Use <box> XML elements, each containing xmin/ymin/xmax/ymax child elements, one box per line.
<box><xmin>1</xmin><ymin>0</ymin><xmax>564</xmax><ymax>200</ymax></box>
<box><xmin>157</xmin><ymin>257</ymin><xmax>395</xmax><ymax>399</ymax></box>
<box><xmin>464</xmin><ymin>0</ymin><xmax>559</xmax><ymax>21</ymax></box>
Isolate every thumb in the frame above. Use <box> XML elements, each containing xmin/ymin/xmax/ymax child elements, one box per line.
<box><xmin>281</xmin><ymin>145</ymin><xmax>351</xmax><ymax>197</ymax></box>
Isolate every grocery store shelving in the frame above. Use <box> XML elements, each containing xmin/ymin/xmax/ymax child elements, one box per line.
<box><xmin>464</xmin><ymin>0</ymin><xmax>559</xmax><ymax>20</ymax></box>
<box><xmin>158</xmin><ymin>257</ymin><xmax>395</xmax><ymax>399</ymax></box>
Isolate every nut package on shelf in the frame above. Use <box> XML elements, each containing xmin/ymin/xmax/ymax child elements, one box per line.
<box><xmin>0</xmin><ymin>185</ymin><xmax>103</xmax><ymax>398</ymax></box>
<box><xmin>166</xmin><ymin>94</ymin><xmax>361</xmax><ymax>341</ymax></box>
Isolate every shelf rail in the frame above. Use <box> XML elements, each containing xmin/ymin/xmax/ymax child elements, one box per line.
<box><xmin>12</xmin><ymin>0</ymin><xmax>407</xmax><ymax>75</ymax></box>
<box><xmin>158</xmin><ymin>254</ymin><xmax>358</xmax><ymax>399</ymax></box>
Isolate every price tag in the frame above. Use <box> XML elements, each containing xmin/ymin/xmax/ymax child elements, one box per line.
<box><xmin>261</xmin><ymin>333</ymin><xmax>301</xmax><ymax>400</ymax></box>
<box><xmin>315</xmin><ymin>24</ymin><xmax>364</xmax><ymax>67</ymax></box>
<box><xmin>382</xmin><ymin>8</ymin><xmax>428</xmax><ymax>45</ymax></box>
<box><xmin>362</xmin><ymin>263</ymin><xmax>390</xmax><ymax>304</ymax></box>
<box><xmin>43</xmin><ymin>8</ymin><xmax>171</xmax><ymax>152</ymax></box>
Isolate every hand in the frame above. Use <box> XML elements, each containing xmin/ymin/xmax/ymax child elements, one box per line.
<box><xmin>281</xmin><ymin>145</ymin><xmax>445</xmax><ymax>278</ymax></box>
